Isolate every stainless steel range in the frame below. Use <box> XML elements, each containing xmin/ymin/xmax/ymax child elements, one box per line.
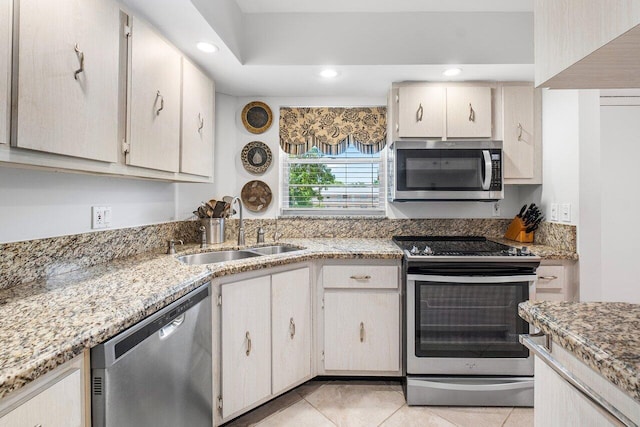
<box><xmin>392</xmin><ymin>236</ymin><xmax>541</xmax><ymax>407</ymax></box>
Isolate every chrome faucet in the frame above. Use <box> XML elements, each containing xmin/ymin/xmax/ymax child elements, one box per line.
<box><xmin>233</xmin><ymin>197</ymin><xmax>245</xmax><ymax>245</ymax></box>
<box><xmin>273</xmin><ymin>219</ymin><xmax>282</xmax><ymax>242</ymax></box>
<box><xmin>167</xmin><ymin>239</ymin><xmax>183</xmax><ymax>255</ymax></box>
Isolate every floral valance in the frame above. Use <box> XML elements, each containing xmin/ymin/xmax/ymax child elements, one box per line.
<box><xmin>279</xmin><ymin>107</ymin><xmax>387</xmax><ymax>155</ymax></box>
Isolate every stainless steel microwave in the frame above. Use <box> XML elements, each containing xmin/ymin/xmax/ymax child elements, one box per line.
<box><xmin>388</xmin><ymin>140</ymin><xmax>504</xmax><ymax>201</ymax></box>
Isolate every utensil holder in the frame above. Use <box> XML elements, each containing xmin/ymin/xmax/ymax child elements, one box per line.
<box><xmin>201</xmin><ymin>218</ymin><xmax>225</xmax><ymax>244</ymax></box>
<box><xmin>504</xmin><ymin>217</ymin><xmax>534</xmax><ymax>243</ymax></box>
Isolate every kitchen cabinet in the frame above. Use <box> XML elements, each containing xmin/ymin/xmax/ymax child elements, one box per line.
<box><xmin>271</xmin><ymin>268</ymin><xmax>312</xmax><ymax>395</ymax></box>
<box><xmin>535</xmin><ymin>0</ymin><xmax>640</xmax><ymax>89</ymax></box>
<box><xmin>534</xmin><ymin>261</ymin><xmax>578</xmax><ymax>302</ymax></box>
<box><xmin>221</xmin><ymin>275</ymin><xmax>271</xmax><ymax>419</ymax></box>
<box><xmin>127</xmin><ymin>16</ymin><xmax>181</xmax><ymax>173</ymax></box>
<box><xmin>180</xmin><ymin>57</ymin><xmax>214</xmax><ymax>177</ymax></box>
<box><xmin>321</xmin><ymin>262</ymin><xmax>401</xmax><ymax>374</ymax></box>
<box><xmin>446</xmin><ymin>86</ymin><xmax>492</xmax><ymax>138</ymax></box>
<box><xmin>12</xmin><ymin>0</ymin><xmax>120</xmax><ymax>161</ymax></box>
<box><xmin>0</xmin><ymin>353</ymin><xmax>87</xmax><ymax>427</ymax></box>
<box><xmin>502</xmin><ymin>85</ymin><xmax>541</xmax><ymax>183</ymax></box>
<box><xmin>397</xmin><ymin>86</ymin><xmax>444</xmax><ymax>138</ymax></box>
<box><xmin>0</xmin><ymin>0</ymin><xmax>10</xmax><ymax>145</ymax></box>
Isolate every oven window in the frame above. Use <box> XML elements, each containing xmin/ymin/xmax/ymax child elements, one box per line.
<box><xmin>415</xmin><ymin>282</ymin><xmax>529</xmax><ymax>358</ymax></box>
<box><xmin>397</xmin><ymin>149</ymin><xmax>485</xmax><ymax>191</ymax></box>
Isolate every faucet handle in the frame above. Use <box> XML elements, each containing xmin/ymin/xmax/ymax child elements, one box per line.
<box><xmin>167</xmin><ymin>239</ymin><xmax>184</xmax><ymax>254</ymax></box>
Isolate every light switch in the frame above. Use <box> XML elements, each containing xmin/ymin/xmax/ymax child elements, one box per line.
<box><xmin>560</xmin><ymin>203</ymin><xmax>571</xmax><ymax>222</ymax></box>
<box><xmin>550</xmin><ymin>203</ymin><xmax>558</xmax><ymax>221</ymax></box>
<box><xmin>92</xmin><ymin>206</ymin><xmax>112</xmax><ymax>229</ymax></box>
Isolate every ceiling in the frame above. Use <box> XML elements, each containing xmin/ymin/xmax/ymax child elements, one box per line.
<box><xmin>122</xmin><ymin>0</ymin><xmax>534</xmax><ymax>97</ymax></box>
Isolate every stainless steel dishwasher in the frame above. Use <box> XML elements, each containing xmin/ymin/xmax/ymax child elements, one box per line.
<box><xmin>91</xmin><ymin>283</ymin><xmax>211</xmax><ymax>427</ymax></box>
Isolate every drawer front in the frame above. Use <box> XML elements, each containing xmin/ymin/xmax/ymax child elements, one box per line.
<box><xmin>536</xmin><ymin>266</ymin><xmax>565</xmax><ymax>290</ymax></box>
<box><xmin>323</xmin><ymin>265</ymin><xmax>398</xmax><ymax>289</ymax></box>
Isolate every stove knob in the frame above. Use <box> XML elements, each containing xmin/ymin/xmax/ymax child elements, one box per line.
<box><xmin>521</xmin><ymin>246</ymin><xmax>531</xmax><ymax>255</ymax></box>
<box><xmin>410</xmin><ymin>245</ymin><xmax>420</xmax><ymax>255</ymax></box>
<box><xmin>422</xmin><ymin>245</ymin><xmax>434</xmax><ymax>255</ymax></box>
<box><xmin>507</xmin><ymin>247</ymin><xmax>518</xmax><ymax>256</ymax></box>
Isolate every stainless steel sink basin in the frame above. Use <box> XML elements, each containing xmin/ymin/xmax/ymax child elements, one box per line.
<box><xmin>246</xmin><ymin>245</ymin><xmax>303</xmax><ymax>255</ymax></box>
<box><xmin>177</xmin><ymin>250</ymin><xmax>262</xmax><ymax>265</ymax></box>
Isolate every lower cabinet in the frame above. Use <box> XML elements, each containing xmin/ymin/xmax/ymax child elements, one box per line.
<box><xmin>219</xmin><ymin>266</ymin><xmax>312</xmax><ymax>421</ymax></box>
<box><xmin>321</xmin><ymin>262</ymin><xmax>401</xmax><ymax>374</ymax></box>
<box><xmin>534</xmin><ymin>260</ymin><xmax>578</xmax><ymax>301</ymax></box>
<box><xmin>0</xmin><ymin>353</ymin><xmax>87</xmax><ymax>427</ymax></box>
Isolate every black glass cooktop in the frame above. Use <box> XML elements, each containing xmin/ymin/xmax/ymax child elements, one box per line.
<box><xmin>392</xmin><ymin>236</ymin><xmax>525</xmax><ymax>257</ymax></box>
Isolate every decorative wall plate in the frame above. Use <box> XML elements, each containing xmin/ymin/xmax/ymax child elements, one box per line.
<box><xmin>241</xmin><ymin>101</ymin><xmax>273</xmax><ymax>134</ymax></box>
<box><xmin>241</xmin><ymin>141</ymin><xmax>272</xmax><ymax>174</ymax></box>
<box><xmin>241</xmin><ymin>180</ymin><xmax>272</xmax><ymax>212</ymax></box>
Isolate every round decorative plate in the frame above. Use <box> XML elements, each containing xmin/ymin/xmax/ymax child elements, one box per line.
<box><xmin>241</xmin><ymin>141</ymin><xmax>272</xmax><ymax>174</ymax></box>
<box><xmin>241</xmin><ymin>101</ymin><xmax>273</xmax><ymax>134</ymax></box>
<box><xmin>241</xmin><ymin>180</ymin><xmax>272</xmax><ymax>212</ymax></box>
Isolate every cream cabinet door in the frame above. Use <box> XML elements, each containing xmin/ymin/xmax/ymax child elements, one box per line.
<box><xmin>446</xmin><ymin>87</ymin><xmax>492</xmax><ymax>138</ymax></box>
<box><xmin>503</xmin><ymin>86</ymin><xmax>534</xmax><ymax>179</ymax></box>
<box><xmin>180</xmin><ymin>58</ymin><xmax>214</xmax><ymax>177</ymax></box>
<box><xmin>0</xmin><ymin>0</ymin><xmax>10</xmax><ymax>145</ymax></box>
<box><xmin>398</xmin><ymin>86</ymin><xmax>444</xmax><ymax>138</ymax></box>
<box><xmin>221</xmin><ymin>276</ymin><xmax>271</xmax><ymax>419</ymax></box>
<box><xmin>271</xmin><ymin>268</ymin><xmax>312</xmax><ymax>394</ymax></box>
<box><xmin>13</xmin><ymin>0</ymin><xmax>119</xmax><ymax>161</ymax></box>
<box><xmin>128</xmin><ymin>17</ymin><xmax>181</xmax><ymax>172</ymax></box>
<box><xmin>0</xmin><ymin>369</ymin><xmax>82</xmax><ymax>427</ymax></box>
<box><xmin>324</xmin><ymin>291</ymin><xmax>400</xmax><ymax>372</ymax></box>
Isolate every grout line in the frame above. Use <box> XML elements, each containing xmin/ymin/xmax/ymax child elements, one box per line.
<box><xmin>376</xmin><ymin>403</ymin><xmax>406</xmax><ymax>426</ymax></box>
<box><xmin>501</xmin><ymin>407</ymin><xmax>516</xmax><ymax>427</ymax></box>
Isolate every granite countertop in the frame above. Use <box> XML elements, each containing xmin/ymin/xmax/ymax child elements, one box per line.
<box><xmin>519</xmin><ymin>301</ymin><xmax>640</xmax><ymax>402</ymax></box>
<box><xmin>491</xmin><ymin>238</ymin><xmax>578</xmax><ymax>261</ymax></box>
<box><xmin>0</xmin><ymin>238</ymin><xmax>402</xmax><ymax>398</ymax></box>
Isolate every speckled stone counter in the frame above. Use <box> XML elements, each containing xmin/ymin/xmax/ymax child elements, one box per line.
<box><xmin>0</xmin><ymin>239</ymin><xmax>402</xmax><ymax>398</ymax></box>
<box><xmin>519</xmin><ymin>301</ymin><xmax>640</xmax><ymax>402</ymax></box>
<box><xmin>491</xmin><ymin>238</ymin><xmax>579</xmax><ymax>261</ymax></box>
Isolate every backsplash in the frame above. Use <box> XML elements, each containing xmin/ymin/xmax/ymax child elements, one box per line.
<box><xmin>0</xmin><ymin>218</ymin><xmax>577</xmax><ymax>291</ymax></box>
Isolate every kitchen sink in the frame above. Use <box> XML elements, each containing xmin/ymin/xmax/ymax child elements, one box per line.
<box><xmin>177</xmin><ymin>250</ymin><xmax>262</xmax><ymax>265</ymax></box>
<box><xmin>246</xmin><ymin>245</ymin><xmax>304</xmax><ymax>255</ymax></box>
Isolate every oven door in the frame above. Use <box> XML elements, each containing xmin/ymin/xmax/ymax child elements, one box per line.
<box><xmin>407</xmin><ymin>274</ymin><xmax>535</xmax><ymax>376</ymax></box>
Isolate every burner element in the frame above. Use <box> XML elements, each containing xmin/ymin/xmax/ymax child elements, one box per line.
<box><xmin>392</xmin><ymin>236</ymin><xmax>538</xmax><ymax>259</ymax></box>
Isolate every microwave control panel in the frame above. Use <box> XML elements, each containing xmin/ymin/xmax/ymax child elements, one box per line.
<box><xmin>490</xmin><ymin>151</ymin><xmax>502</xmax><ymax>190</ymax></box>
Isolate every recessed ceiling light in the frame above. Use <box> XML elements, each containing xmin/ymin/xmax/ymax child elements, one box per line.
<box><xmin>196</xmin><ymin>42</ymin><xmax>219</xmax><ymax>53</ymax></box>
<box><xmin>443</xmin><ymin>67</ymin><xmax>462</xmax><ymax>77</ymax></box>
<box><xmin>320</xmin><ymin>69</ymin><xmax>339</xmax><ymax>79</ymax></box>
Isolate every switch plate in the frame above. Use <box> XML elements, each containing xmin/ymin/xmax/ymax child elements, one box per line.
<box><xmin>550</xmin><ymin>203</ymin><xmax>558</xmax><ymax>221</ymax></box>
<box><xmin>560</xmin><ymin>203</ymin><xmax>571</xmax><ymax>222</ymax></box>
<box><xmin>92</xmin><ymin>206</ymin><xmax>111</xmax><ymax>229</ymax></box>
<box><xmin>492</xmin><ymin>202</ymin><xmax>501</xmax><ymax>217</ymax></box>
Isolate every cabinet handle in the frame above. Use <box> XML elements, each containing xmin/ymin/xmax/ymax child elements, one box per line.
<box><xmin>468</xmin><ymin>103</ymin><xmax>475</xmax><ymax>122</ymax></box>
<box><xmin>538</xmin><ymin>276</ymin><xmax>558</xmax><ymax>280</ymax></box>
<box><xmin>289</xmin><ymin>317</ymin><xmax>296</xmax><ymax>339</ymax></box>
<box><xmin>350</xmin><ymin>275</ymin><xmax>371</xmax><ymax>280</ymax></box>
<box><xmin>416</xmin><ymin>103</ymin><xmax>424</xmax><ymax>122</ymax></box>
<box><xmin>245</xmin><ymin>331</ymin><xmax>252</xmax><ymax>356</ymax></box>
<box><xmin>74</xmin><ymin>43</ymin><xmax>85</xmax><ymax>80</ymax></box>
<box><xmin>198</xmin><ymin>113</ymin><xmax>204</xmax><ymax>133</ymax></box>
<box><xmin>155</xmin><ymin>90</ymin><xmax>164</xmax><ymax>116</ymax></box>
<box><xmin>517</xmin><ymin>123</ymin><xmax>523</xmax><ymax>141</ymax></box>
<box><xmin>360</xmin><ymin>322</ymin><xmax>365</xmax><ymax>342</ymax></box>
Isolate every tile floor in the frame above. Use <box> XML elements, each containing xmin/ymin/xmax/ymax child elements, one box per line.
<box><xmin>224</xmin><ymin>380</ymin><xmax>534</xmax><ymax>427</ymax></box>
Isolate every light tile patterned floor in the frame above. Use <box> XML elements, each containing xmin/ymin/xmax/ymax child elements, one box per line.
<box><xmin>224</xmin><ymin>380</ymin><xmax>534</xmax><ymax>427</ymax></box>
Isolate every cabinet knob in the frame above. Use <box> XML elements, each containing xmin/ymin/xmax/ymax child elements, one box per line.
<box><xmin>538</xmin><ymin>276</ymin><xmax>558</xmax><ymax>280</ymax></box>
<box><xmin>517</xmin><ymin>123</ymin><xmax>523</xmax><ymax>141</ymax></box>
<box><xmin>289</xmin><ymin>317</ymin><xmax>296</xmax><ymax>339</ymax></box>
<box><xmin>198</xmin><ymin>113</ymin><xmax>204</xmax><ymax>133</ymax></box>
<box><xmin>360</xmin><ymin>322</ymin><xmax>365</xmax><ymax>343</ymax></box>
<box><xmin>416</xmin><ymin>103</ymin><xmax>424</xmax><ymax>122</ymax></box>
<box><xmin>468</xmin><ymin>103</ymin><xmax>475</xmax><ymax>122</ymax></box>
<box><xmin>74</xmin><ymin>43</ymin><xmax>85</xmax><ymax>80</ymax></box>
<box><xmin>350</xmin><ymin>275</ymin><xmax>371</xmax><ymax>281</ymax></box>
<box><xmin>245</xmin><ymin>331</ymin><xmax>252</xmax><ymax>356</ymax></box>
<box><xmin>155</xmin><ymin>90</ymin><xmax>164</xmax><ymax>116</ymax></box>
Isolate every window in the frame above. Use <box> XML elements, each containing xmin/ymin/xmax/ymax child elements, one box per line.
<box><xmin>281</xmin><ymin>144</ymin><xmax>385</xmax><ymax>216</ymax></box>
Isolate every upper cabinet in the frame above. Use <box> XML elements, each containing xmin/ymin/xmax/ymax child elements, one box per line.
<box><xmin>445</xmin><ymin>87</ymin><xmax>492</xmax><ymax>138</ymax></box>
<box><xmin>535</xmin><ymin>0</ymin><xmax>640</xmax><ymax>88</ymax></box>
<box><xmin>181</xmin><ymin>58</ymin><xmax>214</xmax><ymax>177</ymax></box>
<box><xmin>12</xmin><ymin>0</ymin><xmax>120</xmax><ymax>162</ymax></box>
<box><xmin>502</xmin><ymin>85</ymin><xmax>541</xmax><ymax>183</ymax></box>
<box><xmin>0</xmin><ymin>0</ymin><xmax>10</xmax><ymax>145</ymax></box>
<box><xmin>397</xmin><ymin>86</ymin><xmax>444</xmax><ymax>138</ymax></box>
<box><xmin>127</xmin><ymin>17</ymin><xmax>181</xmax><ymax>173</ymax></box>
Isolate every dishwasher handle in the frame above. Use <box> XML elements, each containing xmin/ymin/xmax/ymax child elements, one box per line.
<box><xmin>159</xmin><ymin>314</ymin><xmax>186</xmax><ymax>339</ymax></box>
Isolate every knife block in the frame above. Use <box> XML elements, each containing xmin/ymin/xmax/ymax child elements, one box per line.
<box><xmin>504</xmin><ymin>217</ymin><xmax>534</xmax><ymax>243</ymax></box>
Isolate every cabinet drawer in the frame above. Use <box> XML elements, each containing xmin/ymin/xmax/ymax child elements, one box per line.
<box><xmin>536</xmin><ymin>266</ymin><xmax>565</xmax><ymax>290</ymax></box>
<box><xmin>323</xmin><ymin>265</ymin><xmax>398</xmax><ymax>289</ymax></box>
<box><xmin>0</xmin><ymin>369</ymin><xmax>82</xmax><ymax>427</ymax></box>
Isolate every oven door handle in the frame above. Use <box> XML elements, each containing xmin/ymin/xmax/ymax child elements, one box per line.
<box><xmin>482</xmin><ymin>150</ymin><xmax>492</xmax><ymax>190</ymax></box>
<box><xmin>407</xmin><ymin>274</ymin><xmax>537</xmax><ymax>284</ymax></box>
<box><xmin>415</xmin><ymin>378</ymin><xmax>532</xmax><ymax>392</ymax></box>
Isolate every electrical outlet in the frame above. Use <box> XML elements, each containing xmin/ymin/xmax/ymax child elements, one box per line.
<box><xmin>492</xmin><ymin>202</ymin><xmax>501</xmax><ymax>217</ymax></box>
<box><xmin>560</xmin><ymin>203</ymin><xmax>571</xmax><ymax>223</ymax></box>
<box><xmin>92</xmin><ymin>206</ymin><xmax>112</xmax><ymax>229</ymax></box>
<box><xmin>550</xmin><ymin>203</ymin><xmax>558</xmax><ymax>221</ymax></box>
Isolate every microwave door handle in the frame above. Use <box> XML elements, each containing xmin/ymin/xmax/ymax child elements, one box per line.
<box><xmin>482</xmin><ymin>150</ymin><xmax>492</xmax><ymax>190</ymax></box>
